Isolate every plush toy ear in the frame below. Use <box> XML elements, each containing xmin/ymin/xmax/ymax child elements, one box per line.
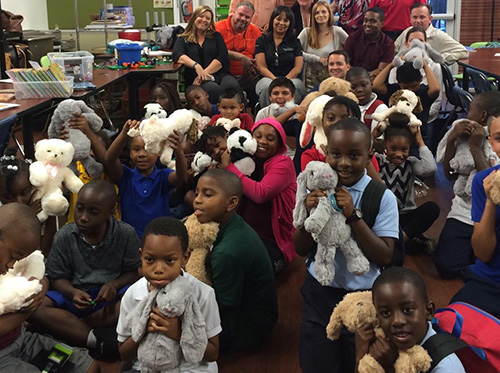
<box><xmin>179</xmin><ymin>295</ymin><xmax>208</xmax><ymax>364</ymax></box>
<box><xmin>187</xmin><ymin>119</ymin><xmax>200</xmax><ymax>144</ymax></box>
<box><xmin>299</xmin><ymin>120</ymin><xmax>314</xmax><ymax>148</ymax></box>
<box><xmin>389</xmin><ymin>90</ymin><xmax>404</xmax><ymax>107</ymax></box>
<box><xmin>293</xmin><ymin>169</ymin><xmax>310</xmax><ymax>229</ymax></box>
<box><xmin>129</xmin><ymin>288</ymin><xmax>160</xmax><ymax>343</ymax></box>
<box><xmin>413</xmin><ymin>96</ymin><xmax>423</xmax><ymax>113</ymax></box>
<box><xmin>425</xmin><ymin>42</ymin><xmax>445</xmax><ymax>64</ymax></box>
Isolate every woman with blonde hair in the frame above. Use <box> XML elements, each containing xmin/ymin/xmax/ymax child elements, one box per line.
<box><xmin>298</xmin><ymin>1</ymin><xmax>348</xmax><ymax>89</ymax></box>
<box><xmin>173</xmin><ymin>5</ymin><xmax>240</xmax><ymax>103</ymax></box>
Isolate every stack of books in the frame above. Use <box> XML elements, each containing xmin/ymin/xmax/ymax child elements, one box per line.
<box><xmin>6</xmin><ymin>63</ymin><xmax>73</xmax><ymax>99</ymax></box>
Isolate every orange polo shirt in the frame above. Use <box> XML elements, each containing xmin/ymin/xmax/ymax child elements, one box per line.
<box><xmin>215</xmin><ymin>17</ymin><xmax>262</xmax><ymax>76</ymax></box>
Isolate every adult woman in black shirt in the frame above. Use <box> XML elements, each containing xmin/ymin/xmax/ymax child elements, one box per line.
<box><xmin>173</xmin><ymin>5</ymin><xmax>240</xmax><ymax>104</ymax></box>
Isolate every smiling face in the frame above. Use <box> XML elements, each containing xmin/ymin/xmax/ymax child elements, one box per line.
<box><xmin>218</xmin><ymin>98</ymin><xmax>244</xmax><ymax>121</ymax></box>
<box><xmin>384</xmin><ymin>135</ymin><xmax>411</xmax><ymax>167</ymax></box>
<box><xmin>273</xmin><ymin>12</ymin><xmax>291</xmax><ymax>35</ymax></box>
<box><xmin>328</xmin><ymin>54</ymin><xmax>350</xmax><ymax>79</ymax></box>
<box><xmin>410</xmin><ymin>6</ymin><xmax>432</xmax><ymax>31</ymax></box>
<box><xmin>269</xmin><ymin>86</ymin><xmax>294</xmax><ymax>106</ymax></box>
<box><xmin>205</xmin><ymin>135</ymin><xmax>227</xmax><ymax>162</ymax></box>
<box><xmin>374</xmin><ymin>281</ymin><xmax>434</xmax><ymax>351</ymax></box>
<box><xmin>348</xmin><ymin>75</ymin><xmax>372</xmax><ymax>106</ymax></box>
<box><xmin>489</xmin><ymin>116</ymin><xmax>500</xmax><ymax>156</ymax></box>
<box><xmin>193</xmin><ymin>176</ymin><xmax>238</xmax><ymax>224</ymax></box>
<box><xmin>363</xmin><ymin>11</ymin><xmax>383</xmax><ymax>36</ymax></box>
<box><xmin>326</xmin><ymin>129</ymin><xmax>370</xmax><ymax>186</ymax></box>
<box><xmin>140</xmin><ymin>235</ymin><xmax>188</xmax><ymax>289</ymax></box>
<box><xmin>313</xmin><ymin>3</ymin><xmax>330</xmax><ymax>25</ymax></box>
<box><xmin>253</xmin><ymin>124</ymin><xmax>280</xmax><ymax>160</ymax></box>
<box><xmin>130</xmin><ymin>136</ymin><xmax>158</xmax><ymax>174</ymax></box>
<box><xmin>194</xmin><ymin>10</ymin><xmax>212</xmax><ymax>33</ymax></box>
<box><xmin>232</xmin><ymin>5</ymin><xmax>253</xmax><ymax>32</ymax></box>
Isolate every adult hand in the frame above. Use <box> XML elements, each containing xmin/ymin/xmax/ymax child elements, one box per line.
<box><xmin>72</xmin><ymin>289</ymin><xmax>92</xmax><ymax>309</ymax></box>
<box><xmin>305</xmin><ymin>189</ymin><xmax>326</xmax><ymax>213</ymax></box>
<box><xmin>95</xmin><ymin>282</ymin><xmax>117</xmax><ymax>302</ymax></box>
<box><xmin>369</xmin><ymin>336</ymin><xmax>398</xmax><ymax>371</ymax></box>
<box><xmin>335</xmin><ymin>187</ymin><xmax>355</xmax><ymax>218</ymax></box>
<box><xmin>319</xmin><ymin>57</ymin><xmax>328</xmax><ymax>67</ymax></box>
<box><xmin>68</xmin><ymin>112</ymin><xmax>92</xmax><ymax>136</ymax></box>
<box><xmin>147</xmin><ymin>307</ymin><xmax>181</xmax><ymax>341</ymax></box>
<box><xmin>355</xmin><ymin>323</ymin><xmax>376</xmax><ymax>360</ymax></box>
<box><xmin>484</xmin><ymin>170</ymin><xmax>497</xmax><ymax>203</ymax></box>
<box><xmin>195</xmin><ymin>64</ymin><xmax>211</xmax><ymax>82</ymax></box>
<box><xmin>241</xmin><ymin>56</ymin><xmax>254</xmax><ymax>70</ymax></box>
<box><xmin>469</xmin><ymin>122</ymin><xmax>486</xmax><ymax>150</ymax></box>
<box><xmin>193</xmin><ymin>76</ymin><xmax>201</xmax><ymax>85</ymax></box>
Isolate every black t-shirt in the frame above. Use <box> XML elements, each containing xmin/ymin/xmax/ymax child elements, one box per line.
<box><xmin>386</xmin><ymin>83</ymin><xmax>436</xmax><ymax>126</ymax></box>
<box><xmin>254</xmin><ymin>35</ymin><xmax>302</xmax><ymax>78</ymax></box>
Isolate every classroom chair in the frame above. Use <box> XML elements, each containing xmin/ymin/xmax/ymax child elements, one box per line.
<box><xmin>0</xmin><ymin>115</ymin><xmax>19</xmax><ymax>156</ymax></box>
<box><xmin>452</xmin><ymin>86</ymin><xmax>473</xmax><ymax>113</ymax></box>
<box><xmin>466</xmin><ymin>67</ymin><xmax>495</xmax><ymax>93</ymax></box>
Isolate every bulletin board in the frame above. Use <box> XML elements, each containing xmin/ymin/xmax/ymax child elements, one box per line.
<box><xmin>46</xmin><ymin>0</ymin><xmax>175</xmax><ymax>29</ymax></box>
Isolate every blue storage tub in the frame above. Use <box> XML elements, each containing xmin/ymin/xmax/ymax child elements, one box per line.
<box><xmin>116</xmin><ymin>43</ymin><xmax>142</xmax><ymax>64</ymax></box>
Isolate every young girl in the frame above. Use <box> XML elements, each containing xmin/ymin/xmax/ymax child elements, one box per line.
<box><xmin>375</xmin><ymin>113</ymin><xmax>440</xmax><ymax>253</ymax></box>
<box><xmin>150</xmin><ymin>82</ymin><xmax>182</xmax><ymax>116</ymax></box>
<box><xmin>0</xmin><ymin>151</ymin><xmax>56</xmax><ymax>256</ymax></box>
<box><xmin>224</xmin><ymin>118</ymin><xmax>297</xmax><ymax>274</ymax></box>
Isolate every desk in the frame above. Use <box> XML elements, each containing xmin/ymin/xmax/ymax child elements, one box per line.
<box><xmin>458</xmin><ymin>48</ymin><xmax>500</xmax><ymax>91</ymax></box>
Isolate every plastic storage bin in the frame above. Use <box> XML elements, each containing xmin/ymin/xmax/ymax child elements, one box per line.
<box><xmin>47</xmin><ymin>51</ymin><xmax>94</xmax><ymax>82</ymax></box>
<box><xmin>13</xmin><ymin>77</ymin><xmax>74</xmax><ymax>99</ymax></box>
<box><xmin>116</xmin><ymin>43</ymin><xmax>142</xmax><ymax>65</ymax></box>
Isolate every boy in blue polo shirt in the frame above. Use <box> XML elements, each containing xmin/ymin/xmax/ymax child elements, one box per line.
<box><xmin>105</xmin><ymin>119</ymin><xmax>188</xmax><ymax>238</ymax></box>
<box><xmin>294</xmin><ymin>118</ymin><xmax>399</xmax><ymax>373</ymax></box>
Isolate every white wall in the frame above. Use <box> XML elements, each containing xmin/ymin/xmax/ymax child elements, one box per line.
<box><xmin>3</xmin><ymin>0</ymin><xmax>48</xmax><ymax>30</ymax></box>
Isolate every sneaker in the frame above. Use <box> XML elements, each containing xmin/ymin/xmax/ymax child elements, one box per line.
<box><xmin>89</xmin><ymin>328</ymin><xmax>120</xmax><ymax>361</ymax></box>
<box><xmin>411</xmin><ymin>235</ymin><xmax>437</xmax><ymax>255</ymax></box>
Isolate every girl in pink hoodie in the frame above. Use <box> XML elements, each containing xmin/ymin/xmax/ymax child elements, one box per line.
<box><xmin>225</xmin><ymin>118</ymin><xmax>297</xmax><ymax>274</ymax></box>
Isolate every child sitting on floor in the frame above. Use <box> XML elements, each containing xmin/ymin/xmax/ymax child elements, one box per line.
<box><xmin>295</xmin><ymin>117</ymin><xmax>399</xmax><ymax>373</ymax></box>
<box><xmin>185</xmin><ymin>85</ymin><xmax>220</xmax><ymax>117</ymax></box>
<box><xmin>117</xmin><ymin>216</ymin><xmax>221</xmax><ymax>372</ymax></box>
<box><xmin>375</xmin><ymin>113</ymin><xmax>439</xmax><ymax>253</ymax></box>
<box><xmin>29</xmin><ymin>180</ymin><xmax>141</xmax><ymax>359</ymax></box>
<box><xmin>433</xmin><ymin>91</ymin><xmax>500</xmax><ymax>279</ymax></box>
<box><xmin>355</xmin><ymin>267</ymin><xmax>465</xmax><ymax>373</ymax></box>
<box><xmin>0</xmin><ymin>203</ymin><xmax>95</xmax><ymax>371</ymax></box>
<box><xmin>193</xmin><ymin>169</ymin><xmax>277</xmax><ymax>353</ymax></box>
<box><xmin>346</xmin><ymin>67</ymin><xmax>388</xmax><ymax>132</ymax></box>
<box><xmin>104</xmin><ymin>119</ymin><xmax>188</xmax><ymax>238</ymax></box>
<box><xmin>150</xmin><ymin>82</ymin><xmax>182</xmax><ymax>116</ymax></box>
<box><xmin>208</xmin><ymin>88</ymin><xmax>253</xmax><ymax>131</ymax></box>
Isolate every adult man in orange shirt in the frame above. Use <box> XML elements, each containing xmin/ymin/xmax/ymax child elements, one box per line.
<box><xmin>216</xmin><ymin>1</ymin><xmax>262</xmax><ymax>107</ymax></box>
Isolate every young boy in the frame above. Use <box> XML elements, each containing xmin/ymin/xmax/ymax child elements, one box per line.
<box><xmin>105</xmin><ymin>119</ymin><xmax>188</xmax><ymax>238</ymax></box>
<box><xmin>346</xmin><ymin>67</ymin><xmax>388</xmax><ymax>132</ymax></box>
<box><xmin>449</xmin><ymin>108</ymin><xmax>500</xmax><ymax>318</ymax></box>
<box><xmin>185</xmin><ymin>85</ymin><xmax>220</xmax><ymax>117</ymax></box>
<box><xmin>193</xmin><ymin>168</ymin><xmax>278</xmax><ymax>353</ymax></box>
<box><xmin>116</xmin><ymin>217</ymin><xmax>221</xmax><ymax>372</ymax></box>
<box><xmin>295</xmin><ymin>117</ymin><xmax>399</xmax><ymax>373</ymax></box>
<box><xmin>433</xmin><ymin>91</ymin><xmax>500</xmax><ymax>279</ymax></box>
<box><xmin>355</xmin><ymin>267</ymin><xmax>465</xmax><ymax>372</ymax></box>
<box><xmin>0</xmin><ymin>203</ymin><xmax>94</xmax><ymax>371</ymax></box>
<box><xmin>30</xmin><ymin>180</ymin><xmax>141</xmax><ymax>358</ymax></box>
<box><xmin>208</xmin><ymin>88</ymin><xmax>254</xmax><ymax>130</ymax></box>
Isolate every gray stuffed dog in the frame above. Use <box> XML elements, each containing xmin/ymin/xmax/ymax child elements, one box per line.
<box><xmin>126</xmin><ymin>275</ymin><xmax>208</xmax><ymax>373</ymax></box>
<box><xmin>393</xmin><ymin>39</ymin><xmax>444</xmax><ymax>70</ymax></box>
<box><xmin>293</xmin><ymin>161</ymin><xmax>370</xmax><ymax>286</ymax></box>
<box><xmin>48</xmin><ymin>99</ymin><xmax>103</xmax><ymax>179</ymax></box>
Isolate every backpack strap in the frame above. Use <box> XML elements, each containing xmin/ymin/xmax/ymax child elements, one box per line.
<box><xmin>422</xmin><ymin>332</ymin><xmax>468</xmax><ymax>372</ymax></box>
<box><xmin>363</xmin><ymin>99</ymin><xmax>384</xmax><ymax>129</ymax></box>
<box><xmin>361</xmin><ymin>179</ymin><xmax>386</xmax><ymax>228</ymax></box>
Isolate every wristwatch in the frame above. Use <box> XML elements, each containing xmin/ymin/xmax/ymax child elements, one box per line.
<box><xmin>346</xmin><ymin>209</ymin><xmax>363</xmax><ymax>224</ymax></box>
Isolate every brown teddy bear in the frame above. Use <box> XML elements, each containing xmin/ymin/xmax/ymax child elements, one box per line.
<box><xmin>299</xmin><ymin>76</ymin><xmax>358</xmax><ymax>115</ymax></box>
<box><xmin>184</xmin><ymin>214</ymin><xmax>219</xmax><ymax>286</ymax></box>
<box><xmin>326</xmin><ymin>291</ymin><xmax>432</xmax><ymax>373</ymax></box>
<box><xmin>489</xmin><ymin>170</ymin><xmax>500</xmax><ymax>205</ymax></box>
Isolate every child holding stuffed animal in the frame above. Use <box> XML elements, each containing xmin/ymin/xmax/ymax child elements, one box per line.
<box><xmin>448</xmin><ymin>109</ymin><xmax>500</xmax><ymax>319</ymax></box>
<box><xmin>295</xmin><ymin>117</ymin><xmax>399</xmax><ymax>373</ymax></box>
<box><xmin>375</xmin><ymin>114</ymin><xmax>439</xmax><ymax>253</ymax></box>
<box><xmin>208</xmin><ymin>88</ymin><xmax>254</xmax><ymax>130</ymax></box>
<box><xmin>433</xmin><ymin>92</ymin><xmax>500</xmax><ymax>279</ymax></box>
<box><xmin>117</xmin><ymin>217</ymin><xmax>221</xmax><ymax>372</ymax></box>
<box><xmin>104</xmin><ymin>119</ymin><xmax>188</xmax><ymax>238</ymax></box>
<box><xmin>0</xmin><ymin>203</ymin><xmax>96</xmax><ymax>371</ymax></box>
<box><xmin>223</xmin><ymin>118</ymin><xmax>297</xmax><ymax>274</ymax></box>
<box><xmin>29</xmin><ymin>180</ymin><xmax>141</xmax><ymax>360</ymax></box>
<box><xmin>355</xmin><ymin>267</ymin><xmax>465</xmax><ymax>373</ymax></box>
<box><xmin>150</xmin><ymin>82</ymin><xmax>182</xmax><ymax>116</ymax></box>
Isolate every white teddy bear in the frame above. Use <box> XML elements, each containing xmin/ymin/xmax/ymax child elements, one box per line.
<box><xmin>29</xmin><ymin>139</ymin><xmax>84</xmax><ymax>222</ymax></box>
<box><xmin>0</xmin><ymin>250</ymin><xmax>45</xmax><ymax>315</ymax></box>
<box><xmin>144</xmin><ymin>103</ymin><xmax>167</xmax><ymax>119</ymax></box>
<box><xmin>299</xmin><ymin>95</ymin><xmax>333</xmax><ymax>154</ymax></box>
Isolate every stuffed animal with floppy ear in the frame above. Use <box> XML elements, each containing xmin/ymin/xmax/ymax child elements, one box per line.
<box><xmin>326</xmin><ymin>291</ymin><xmax>432</xmax><ymax>373</ymax></box>
<box><xmin>0</xmin><ymin>250</ymin><xmax>45</xmax><ymax>315</ymax></box>
<box><xmin>143</xmin><ymin>103</ymin><xmax>167</xmax><ymax>119</ymax></box>
<box><xmin>184</xmin><ymin>214</ymin><xmax>219</xmax><ymax>285</ymax></box>
<box><xmin>393</xmin><ymin>39</ymin><xmax>445</xmax><ymax>70</ymax></box>
<box><xmin>293</xmin><ymin>161</ymin><xmax>370</xmax><ymax>284</ymax></box>
<box><xmin>372</xmin><ymin>90</ymin><xmax>423</xmax><ymax>135</ymax></box>
<box><xmin>48</xmin><ymin>99</ymin><xmax>104</xmax><ymax>179</ymax></box>
<box><xmin>29</xmin><ymin>139</ymin><xmax>84</xmax><ymax>222</ymax></box>
<box><xmin>299</xmin><ymin>95</ymin><xmax>334</xmax><ymax>155</ymax></box>
<box><xmin>227</xmin><ymin>129</ymin><xmax>257</xmax><ymax>176</ymax></box>
<box><xmin>215</xmin><ymin>117</ymin><xmax>241</xmax><ymax>133</ymax></box>
<box><xmin>126</xmin><ymin>275</ymin><xmax>208</xmax><ymax>372</ymax></box>
<box><xmin>191</xmin><ymin>151</ymin><xmax>218</xmax><ymax>176</ymax></box>
<box><xmin>128</xmin><ymin>108</ymin><xmax>199</xmax><ymax>166</ymax></box>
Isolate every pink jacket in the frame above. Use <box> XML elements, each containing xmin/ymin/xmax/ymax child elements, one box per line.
<box><xmin>226</xmin><ymin>118</ymin><xmax>297</xmax><ymax>263</ymax></box>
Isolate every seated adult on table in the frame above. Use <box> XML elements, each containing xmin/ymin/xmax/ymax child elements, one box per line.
<box><xmin>343</xmin><ymin>6</ymin><xmax>395</xmax><ymax>81</ymax></box>
<box><xmin>173</xmin><ymin>5</ymin><xmax>240</xmax><ymax>104</ymax></box>
<box><xmin>215</xmin><ymin>1</ymin><xmax>262</xmax><ymax>108</ymax></box>
<box><xmin>255</xmin><ymin>6</ymin><xmax>307</xmax><ymax>108</ymax></box>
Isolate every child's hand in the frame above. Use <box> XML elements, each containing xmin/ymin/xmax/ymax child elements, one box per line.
<box><xmin>369</xmin><ymin>336</ymin><xmax>398</xmax><ymax>371</ymax></box>
<box><xmin>220</xmin><ymin>149</ymin><xmax>231</xmax><ymax>169</ymax></box>
<box><xmin>335</xmin><ymin>187</ymin><xmax>355</xmax><ymax>218</ymax></box>
<box><xmin>168</xmin><ymin>131</ymin><xmax>184</xmax><ymax>156</ymax></box>
<box><xmin>122</xmin><ymin>119</ymin><xmax>140</xmax><ymax>135</ymax></box>
<box><xmin>294</xmin><ymin>105</ymin><xmax>307</xmax><ymax>117</ymax></box>
<box><xmin>147</xmin><ymin>306</ymin><xmax>181</xmax><ymax>341</ymax></box>
<box><xmin>306</xmin><ymin>189</ymin><xmax>326</xmax><ymax>213</ymax></box>
<box><xmin>72</xmin><ymin>289</ymin><xmax>92</xmax><ymax>309</ymax></box>
<box><xmin>414</xmin><ymin>126</ymin><xmax>425</xmax><ymax>147</ymax></box>
<box><xmin>469</xmin><ymin>122</ymin><xmax>486</xmax><ymax>149</ymax></box>
<box><xmin>95</xmin><ymin>282</ymin><xmax>117</xmax><ymax>303</ymax></box>
<box><xmin>484</xmin><ymin>170</ymin><xmax>497</xmax><ymax>202</ymax></box>
<box><xmin>28</xmin><ymin>192</ymin><xmax>42</xmax><ymax>215</ymax></box>
<box><xmin>449</xmin><ymin>119</ymin><xmax>473</xmax><ymax>142</ymax></box>
<box><xmin>21</xmin><ymin>277</ymin><xmax>48</xmax><ymax>313</ymax></box>
<box><xmin>355</xmin><ymin>323</ymin><xmax>376</xmax><ymax>360</ymax></box>
<box><xmin>59</xmin><ymin>124</ymin><xmax>70</xmax><ymax>140</ymax></box>
<box><xmin>68</xmin><ymin>112</ymin><xmax>92</xmax><ymax>136</ymax></box>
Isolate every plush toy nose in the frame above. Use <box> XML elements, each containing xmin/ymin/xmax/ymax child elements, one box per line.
<box><xmin>53</xmin><ymin>154</ymin><xmax>58</xmax><ymax>157</ymax></box>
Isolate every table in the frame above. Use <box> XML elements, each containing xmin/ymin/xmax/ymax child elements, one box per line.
<box><xmin>458</xmin><ymin>48</ymin><xmax>500</xmax><ymax>91</ymax></box>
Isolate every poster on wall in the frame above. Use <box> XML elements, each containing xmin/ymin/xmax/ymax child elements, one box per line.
<box><xmin>154</xmin><ymin>0</ymin><xmax>172</xmax><ymax>7</ymax></box>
